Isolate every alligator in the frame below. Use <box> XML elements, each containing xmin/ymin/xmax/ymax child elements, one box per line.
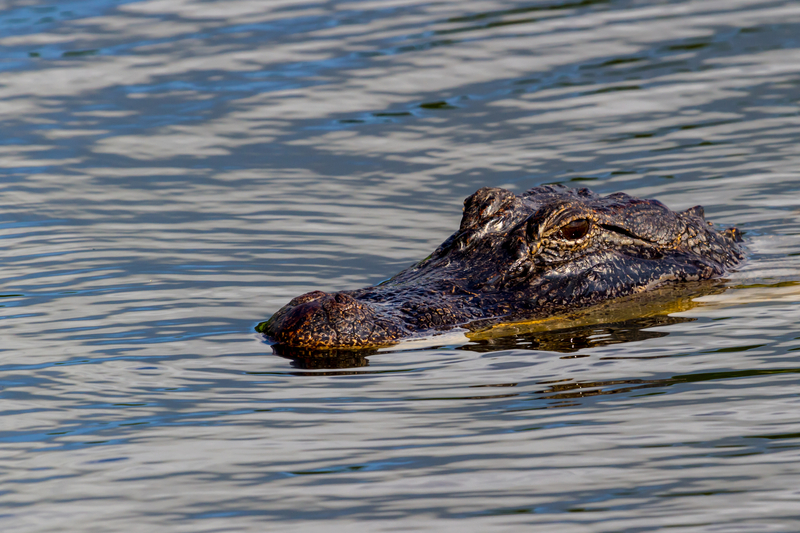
<box><xmin>260</xmin><ymin>184</ymin><xmax>744</xmax><ymax>350</ymax></box>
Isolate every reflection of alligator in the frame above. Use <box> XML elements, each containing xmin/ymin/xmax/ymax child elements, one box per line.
<box><xmin>260</xmin><ymin>185</ymin><xmax>744</xmax><ymax>350</ymax></box>
<box><xmin>272</xmin><ymin>314</ymin><xmax>695</xmax><ymax>370</ymax></box>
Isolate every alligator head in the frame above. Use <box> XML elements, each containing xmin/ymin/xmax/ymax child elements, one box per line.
<box><xmin>260</xmin><ymin>185</ymin><xmax>744</xmax><ymax>349</ymax></box>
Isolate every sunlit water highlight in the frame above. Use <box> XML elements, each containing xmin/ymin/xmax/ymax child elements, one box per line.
<box><xmin>0</xmin><ymin>0</ymin><xmax>799</xmax><ymax>531</ymax></box>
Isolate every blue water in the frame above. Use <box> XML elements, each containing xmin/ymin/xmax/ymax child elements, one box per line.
<box><xmin>1</xmin><ymin>0</ymin><xmax>799</xmax><ymax>531</ymax></box>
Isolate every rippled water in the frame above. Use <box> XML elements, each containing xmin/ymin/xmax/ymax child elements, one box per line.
<box><xmin>1</xmin><ymin>0</ymin><xmax>800</xmax><ymax>531</ymax></box>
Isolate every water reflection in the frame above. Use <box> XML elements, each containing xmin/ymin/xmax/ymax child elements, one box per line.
<box><xmin>1</xmin><ymin>0</ymin><xmax>800</xmax><ymax>530</ymax></box>
<box><xmin>462</xmin><ymin>314</ymin><xmax>692</xmax><ymax>354</ymax></box>
<box><xmin>271</xmin><ymin>343</ymin><xmax>375</xmax><ymax>369</ymax></box>
<box><xmin>271</xmin><ymin>313</ymin><xmax>694</xmax><ymax>370</ymax></box>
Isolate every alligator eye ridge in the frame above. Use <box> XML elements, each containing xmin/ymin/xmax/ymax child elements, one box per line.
<box><xmin>557</xmin><ymin>219</ymin><xmax>591</xmax><ymax>240</ymax></box>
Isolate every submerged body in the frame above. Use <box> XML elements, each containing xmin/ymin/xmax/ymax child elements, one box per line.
<box><xmin>261</xmin><ymin>185</ymin><xmax>744</xmax><ymax>349</ymax></box>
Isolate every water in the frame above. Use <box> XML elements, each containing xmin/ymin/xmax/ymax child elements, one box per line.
<box><xmin>1</xmin><ymin>0</ymin><xmax>799</xmax><ymax>531</ymax></box>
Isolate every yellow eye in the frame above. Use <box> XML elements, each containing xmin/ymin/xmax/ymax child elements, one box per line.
<box><xmin>557</xmin><ymin>219</ymin><xmax>591</xmax><ymax>240</ymax></box>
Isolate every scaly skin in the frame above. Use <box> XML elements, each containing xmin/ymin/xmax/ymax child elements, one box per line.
<box><xmin>260</xmin><ymin>185</ymin><xmax>744</xmax><ymax>348</ymax></box>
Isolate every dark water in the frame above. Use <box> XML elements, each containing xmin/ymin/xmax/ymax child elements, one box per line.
<box><xmin>1</xmin><ymin>0</ymin><xmax>800</xmax><ymax>531</ymax></box>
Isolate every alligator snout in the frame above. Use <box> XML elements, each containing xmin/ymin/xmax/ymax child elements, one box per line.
<box><xmin>260</xmin><ymin>290</ymin><xmax>406</xmax><ymax>348</ymax></box>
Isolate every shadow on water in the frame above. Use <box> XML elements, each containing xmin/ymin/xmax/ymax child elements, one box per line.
<box><xmin>265</xmin><ymin>282</ymin><xmax>727</xmax><ymax>370</ymax></box>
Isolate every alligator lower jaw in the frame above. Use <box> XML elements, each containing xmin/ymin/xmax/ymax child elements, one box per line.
<box><xmin>256</xmin><ymin>319</ymin><xmax>404</xmax><ymax>350</ymax></box>
<box><xmin>257</xmin><ymin>324</ymin><xmax>401</xmax><ymax>351</ymax></box>
<box><xmin>466</xmin><ymin>282</ymin><xmax>716</xmax><ymax>341</ymax></box>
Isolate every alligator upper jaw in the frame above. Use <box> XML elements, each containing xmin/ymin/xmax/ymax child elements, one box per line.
<box><xmin>259</xmin><ymin>290</ymin><xmax>408</xmax><ymax>349</ymax></box>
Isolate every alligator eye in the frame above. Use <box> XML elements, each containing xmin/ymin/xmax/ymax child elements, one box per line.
<box><xmin>557</xmin><ymin>219</ymin><xmax>591</xmax><ymax>240</ymax></box>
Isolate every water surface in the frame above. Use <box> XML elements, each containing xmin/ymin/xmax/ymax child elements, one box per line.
<box><xmin>1</xmin><ymin>0</ymin><xmax>800</xmax><ymax>531</ymax></box>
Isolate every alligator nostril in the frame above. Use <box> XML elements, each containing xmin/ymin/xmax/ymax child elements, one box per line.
<box><xmin>333</xmin><ymin>293</ymin><xmax>350</xmax><ymax>304</ymax></box>
<box><xmin>292</xmin><ymin>290</ymin><xmax>327</xmax><ymax>305</ymax></box>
